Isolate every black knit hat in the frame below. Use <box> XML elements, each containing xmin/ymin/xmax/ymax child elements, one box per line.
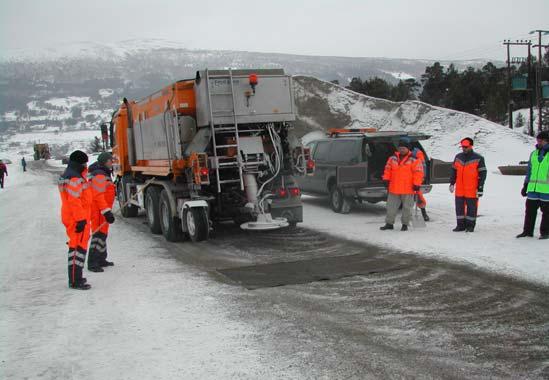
<box><xmin>398</xmin><ymin>139</ymin><xmax>411</xmax><ymax>149</ymax></box>
<box><xmin>69</xmin><ymin>150</ymin><xmax>88</xmax><ymax>164</ymax></box>
<box><xmin>97</xmin><ymin>152</ymin><xmax>113</xmax><ymax>164</ymax></box>
<box><xmin>537</xmin><ymin>131</ymin><xmax>549</xmax><ymax>141</ymax></box>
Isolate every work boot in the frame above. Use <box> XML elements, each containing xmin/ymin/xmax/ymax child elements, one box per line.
<box><xmin>88</xmin><ymin>266</ymin><xmax>104</xmax><ymax>273</ymax></box>
<box><xmin>380</xmin><ymin>223</ymin><xmax>394</xmax><ymax>230</ymax></box>
<box><xmin>466</xmin><ymin>226</ymin><xmax>475</xmax><ymax>232</ymax></box>
<box><xmin>516</xmin><ymin>232</ymin><xmax>533</xmax><ymax>238</ymax></box>
<box><xmin>401</xmin><ymin>224</ymin><xmax>408</xmax><ymax>231</ymax></box>
<box><xmin>70</xmin><ymin>281</ymin><xmax>91</xmax><ymax>290</ymax></box>
<box><xmin>421</xmin><ymin>208</ymin><xmax>430</xmax><ymax>222</ymax></box>
<box><xmin>540</xmin><ymin>234</ymin><xmax>549</xmax><ymax>240</ymax></box>
<box><xmin>100</xmin><ymin>260</ymin><xmax>114</xmax><ymax>267</ymax></box>
<box><xmin>453</xmin><ymin>226</ymin><xmax>466</xmax><ymax>232</ymax></box>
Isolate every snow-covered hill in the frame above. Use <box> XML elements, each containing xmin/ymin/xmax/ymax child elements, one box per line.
<box><xmin>293</xmin><ymin>76</ymin><xmax>535</xmax><ymax>165</ymax></box>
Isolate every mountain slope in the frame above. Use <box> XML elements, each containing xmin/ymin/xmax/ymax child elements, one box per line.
<box><xmin>293</xmin><ymin>76</ymin><xmax>534</xmax><ymax>164</ymax></box>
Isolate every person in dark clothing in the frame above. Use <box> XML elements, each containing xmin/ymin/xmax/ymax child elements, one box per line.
<box><xmin>87</xmin><ymin>153</ymin><xmax>116</xmax><ymax>272</ymax></box>
<box><xmin>21</xmin><ymin>157</ymin><xmax>27</xmax><ymax>172</ymax></box>
<box><xmin>449</xmin><ymin>138</ymin><xmax>487</xmax><ymax>232</ymax></box>
<box><xmin>516</xmin><ymin>131</ymin><xmax>549</xmax><ymax>240</ymax></box>
<box><xmin>0</xmin><ymin>160</ymin><xmax>8</xmax><ymax>188</ymax></box>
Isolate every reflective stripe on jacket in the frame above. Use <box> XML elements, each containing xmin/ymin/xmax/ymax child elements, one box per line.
<box><xmin>526</xmin><ymin>148</ymin><xmax>549</xmax><ymax>195</ymax></box>
<box><xmin>88</xmin><ymin>162</ymin><xmax>116</xmax><ymax>213</ymax></box>
<box><xmin>383</xmin><ymin>151</ymin><xmax>424</xmax><ymax>195</ymax></box>
<box><xmin>58</xmin><ymin>166</ymin><xmax>92</xmax><ymax>223</ymax></box>
<box><xmin>450</xmin><ymin>151</ymin><xmax>487</xmax><ymax>198</ymax></box>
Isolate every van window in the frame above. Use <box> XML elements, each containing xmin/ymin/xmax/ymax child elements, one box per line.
<box><xmin>328</xmin><ymin>140</ymin><xmax>357</xmax><ymax>163</ymax></box>
<box><xmin>314</xmin><ymin>141</ymin><xmax>331</xmax><ymax>161</ymax></box>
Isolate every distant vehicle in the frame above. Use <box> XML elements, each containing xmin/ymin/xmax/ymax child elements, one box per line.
<box><xmin>297</xmin><ymin>128</ymin><xmax>452</xmax><ymax>213</ymax></box>
<box><xmin>33</xmin><ymin>143</ymin><xmax>51</xmax><ymax>160</ymax></box>
<box><xmin>0</xmin><ymin>159</ymin><xmax>13</xmax><ymax>164</ymax></box>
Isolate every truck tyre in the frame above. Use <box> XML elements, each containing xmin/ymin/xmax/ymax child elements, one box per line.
<box><xmin>159</xmin><ymin>189</ymin><xmax>184</xmax><ymax>242</ymax></box>
<box><xmin>117</xmin><ymin>177</ymin><xmax>138</xmax><ymax>218</ymax></box>
<box><xmin>184</xmin><ymin>207</ymin><xmax>210</xmax><ymax>242</ymax></box>
<box><xmin>330</xmin><ymin>186</ymin><xmax>351</xmax><ymax>214</ymax></box>
<box><xmin>145</xmin><ymin>186</ymin><xmax>162</xmax><ymax>234</ymax></box>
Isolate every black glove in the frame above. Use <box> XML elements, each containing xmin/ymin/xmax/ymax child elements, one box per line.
<box><xmin>521</xmin><ymin>183</ymin><xmax>528</xmax><ymax>197</ymax></box>
<box><xmin>104</xmin><ymin>211</ymin><xmax>115</xmax><ymax>224</ymax></box>
<box><xmin>75</xmin><ymin>220</ymin><xmax>87</xmax><ymax>233</ymax></box>
<box><xmin>383</xmin><ymin>180</ymin><xmax>390</xmax><ymax>188</ymax></box>
<box><xmin>477</xmin><ymin>185</ymin><xmax>484</xmax><ymax>198</ymax></box>
<box><xmin>413</xmin><ymin>185</ymin><xmax>421</xmax><ymax>192</ymax></box>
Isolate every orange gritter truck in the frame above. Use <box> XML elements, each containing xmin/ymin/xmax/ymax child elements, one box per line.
<box><xmin>109</xmin><ymin>69</ymin><xmax>314</xmax><ymax>242</ymax></box>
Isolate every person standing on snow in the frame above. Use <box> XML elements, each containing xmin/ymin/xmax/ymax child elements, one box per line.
<box><xmin>87</xmin><ymin>152</ymin><xmax>116</xmax><ymax>272</ymax></box>
<box><xmin>58</xmin><ymin>150</ymin><xmax>92</xmax><ymax>290</ymax></box>
<box><xmin>516</xmin><ymin>131</ymin><xmax>549</xmax><ymax>240</ymax></box>
<box><xmin>449</xmin><ymin>137</ymin><xmax>487</xmax><ymax>232</ymax></box>
<box><xmin>0</xmin><ymin>159</ymin><xmax>8</xmax><ymax>188</ymax></box>
<box><xmin>380</xmin><ymin>139</ymin><xmax>424</xmax><ymax>231</ymax></box>
<box><xmin>21</xmin><ymin>157</ymin><xmax>27</xmax><ymax>172</ymax></box>
<box><xmin>411</xmin><ymin>146</ymin><xmax>430</xmax><ymax>222</ymax></box>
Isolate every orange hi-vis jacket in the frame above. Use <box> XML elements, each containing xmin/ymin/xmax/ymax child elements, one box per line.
<box><xmin>383</xmin><ymin>151</ymin><xmax>424</xmax><ymax>195</ymax></box>
<box><xmin>58</xmin><ymin>166</ymin><xmax>92</xmax><ymax>223</ymax></box>
<box><xmin>450</xmin><ymin>151</ymin><xmax>487</xmax><ymax>198</ymax></box>
<box><xmin>89</xmin><ymin>162</ymin><xmax>116</xmax><ymax>214</ymax></box>
<box><xmin>58</xmin><ymin>165</ymin><xmax>92</xmax><ymax>248</ymax></box>
<box><xmin>88</xmin><ymin>162</ymin><xmax>116</xmax><ymax>234</ymax></box>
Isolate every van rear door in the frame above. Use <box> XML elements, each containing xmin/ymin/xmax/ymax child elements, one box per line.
<box><xmin>429</xmin><ymin>159</ymin><xmax>453</xmax><ymax>183</ymax></box>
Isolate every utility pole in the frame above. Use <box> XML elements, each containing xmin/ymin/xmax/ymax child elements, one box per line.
<box><xmin>530</xmin><ymin>30</ymin><xmax>549</xmax><ymax>133</ymax></box>
<box><xmin>503</xmin><ymin>40</ymin><xmax>533</xmax><ymax>131</ymax></box>
<box><xmin>527</xmin><ymin>42</ymin><xmax>534</xmax><ymax>136</ymax></box>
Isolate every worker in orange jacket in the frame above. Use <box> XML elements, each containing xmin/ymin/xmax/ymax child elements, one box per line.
<box><xmin>449</xmin><ymin>137</ymin><xmax>487</xmax><ymax>232</ymax></box>
<box><xmin>87</xmin><ymin>152</ymin><xmax>116</xmax><ymax>272</ymax></box>
<box><xmin>411</xmin><ymin>147</ymin><xmax>430</xmax><ymax>221</ymax></box>
<box><xmin>58</xmin><ymin>150</ymin><xmax>92</xmax><ymax>290</ymax></box>
<box><xmin>380</xmin><ymin>139</ymin><xmax>424</xmax><ymax>231</ymax></box>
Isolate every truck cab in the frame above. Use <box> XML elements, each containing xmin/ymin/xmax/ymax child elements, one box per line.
<box><xmin>298</xmin><ymin>129</ymin><xmax>452</xmax><ymax>213</ymax></box>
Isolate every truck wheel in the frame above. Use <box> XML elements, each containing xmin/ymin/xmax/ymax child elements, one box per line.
<box><xmin>145</xmin><ymin>186</ymin><xmax>162</xmax><ymax>234</ymax></box>
<box><xmin>330</xmin><ymin>186</ymin><xmax>351</xmax><ymax>214</ymax></box>
<box><xmin>184</xmin><ymin>207</ymin><xmax>210</xmax><ymax>242</ymax></box>
<box><xmin>159</xmin><ymin>190</ymin><xmax>184</xmax><ymax>242</ymax></box>
<box><xmin>117</xmin><ymin>178</ymin><xmax>138</xmax><ymax>218</ymax></box>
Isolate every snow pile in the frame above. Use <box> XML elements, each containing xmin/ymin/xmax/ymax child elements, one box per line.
<box><xmin>293</xmin><ymin>76</ymin><xmax>535</xmax><ymax>165</ymax></box>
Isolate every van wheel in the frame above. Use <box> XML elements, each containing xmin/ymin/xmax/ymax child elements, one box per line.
<box><xmin>185</xmin><ymin>207</ymin><xmax>210</xmax><ymax>242</ymax></box>
<box><xmin>159</xmin><ymin>190</ymin><xmax>184</xmax><ymax>242</ymax></box>
<box><xmin>145</xmin><ymin>186</ymin><xmax>162</xmax><ymax>234</ymax></box>
<box><xmin>330</xmin><ymin>186</ymin><xmax>351</xmax><ymax>214</ymax></box>
<box><xmin>117</xmin><ymin>177</ymin><xmax>138</xmax><ymax>218</ymax></box>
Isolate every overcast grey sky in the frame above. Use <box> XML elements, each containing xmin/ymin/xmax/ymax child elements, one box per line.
<box><xmin>1</xmin><ymin>0</ymin><xmax>547</xmax><ymax>60</ymax></box>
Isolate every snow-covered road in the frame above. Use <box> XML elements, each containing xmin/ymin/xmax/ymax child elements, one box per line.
<box><xmin>1</xmin><ymin>160</ymin><xmax>549</xmax><ymax>379</ymax></box>
<box><xmin>0</xmin><ymin>162</ymin><xmax>301</xmax><ymax>379</ymax></box>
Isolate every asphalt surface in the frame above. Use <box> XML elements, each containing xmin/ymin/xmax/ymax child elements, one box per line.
<box><xmin>40</xmin><ymin>161</ymin><xmax>549</xmax><ymax>379</ymax></box>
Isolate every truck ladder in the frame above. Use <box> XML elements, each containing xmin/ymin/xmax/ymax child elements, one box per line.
<box><xmin>205</xmin><ymin>69</ymin><xmax>245</xmax><ymax>193</ymax></box>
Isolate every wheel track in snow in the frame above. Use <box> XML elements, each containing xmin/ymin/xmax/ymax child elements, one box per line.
<box><xmin>37</xmin><ymin>162</ymin><xmax>549</xmax><ymax>377</ymax></box>
<box><xmin>208</xmin><ymin>225</ymin><xmax>549</xmax><ymax>378</ymax></box>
